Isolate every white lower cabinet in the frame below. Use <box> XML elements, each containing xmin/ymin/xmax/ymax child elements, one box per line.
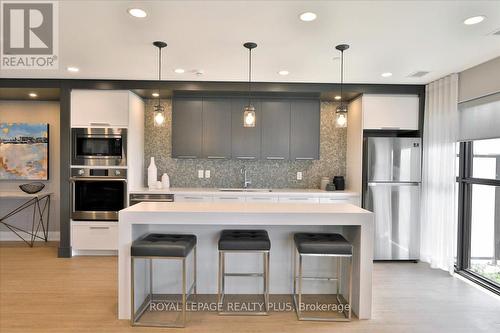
<box><xmin>319</xmin><ymin>197</ymin><xmax>351</xmax><ymax>204</ymax></box>
<box><xmin>245</xmin><ymin>196</ymin><xmax>279</xmax><ymax>203</ymax></box>
<box><xmin>278</xmin><ymin>197</ymin><xmax>320</xmax><ymax>204</ymax></box>
<box><xmin>71</xmin><ymin>221</ymin><xmax>118</xmax><ymax>251</ymax></box>
<box><xmin>213</xmin><ymin>195</ymin><xmax>245</xmax><ymax>202</ymax></box>
<box><xmin>175</xmin><ymin>195</ymin><xmax>213</xmax><ymax>202</ymax></box>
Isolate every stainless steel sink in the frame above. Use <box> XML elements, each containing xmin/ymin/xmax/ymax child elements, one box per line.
<box><xmin>218</xmin><ymin>188</ymin><xmax>272</xmax><ymax>192</ymax></box>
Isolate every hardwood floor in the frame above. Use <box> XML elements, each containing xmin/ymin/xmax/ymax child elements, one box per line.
<box><xmin>1</xmin><ymin>243</ymin><xmax>499</xmax><ymax>333</ymax></box>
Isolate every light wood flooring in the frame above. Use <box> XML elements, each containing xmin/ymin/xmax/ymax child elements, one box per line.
<box><xmin>1</xmin><ymin>243</ymin><xmax>500</xmax><ymax>333</ymax></box>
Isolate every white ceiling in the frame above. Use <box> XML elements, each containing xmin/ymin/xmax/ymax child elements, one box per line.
<box><xmin>1</xmin><ymin>0</ymin><xmax>500</xmax><ymax>84</ymax></box>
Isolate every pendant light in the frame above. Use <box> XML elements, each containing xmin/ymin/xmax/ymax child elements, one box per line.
<box><xmin>153</xmin><ymin>41</ymin><xmax>167</xmax><ymax>127</ymax></box>
<box><xmin>243</xmin><ymin>42</ymin><xmax>257</xmax><ymax>127</ymax></box>
<box><xmin>335</xmin><ymin>44</ymin><xmax>349</xmax><ymax>128</ymax></box>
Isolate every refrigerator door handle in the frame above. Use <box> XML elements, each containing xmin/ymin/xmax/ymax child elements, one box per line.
<box><xmin>368</xmin><ymin>182</ymin><xmax>420</xmax><ymax>186</ymax></box>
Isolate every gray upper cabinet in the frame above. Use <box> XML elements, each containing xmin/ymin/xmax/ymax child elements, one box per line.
<box><xmin>172</xmin><ymin>98</ymin><xmax>203</xmax><ymax>158</ymax></box>
<box><xmin>231</xmin><ymin>99</ymin><xmax>261</xmax><ymax>160</ymax></box>
<box><xmin>202</xmin><ymin>98</ymin><xmax>232</xmax><ymax>159</ymax></box>
<box><xmin>261</xmin><ymin>99</ymin><xmax>291</xmax><ymax>160</ymax></box>
<box><xmin>290</xmin><ymin>99</ymin><xmax>320</xmax><ymax>160</ymax></box>
<box><xmin>172</xmin><ymin>96</ymin><xmax>320</xmax><ymax>161</ymax></box>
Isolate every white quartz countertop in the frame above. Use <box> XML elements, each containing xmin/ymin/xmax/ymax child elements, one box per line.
<box><xmin>128</xmin><ymin>187</ymin><xmax>359</xmax><ymax>197</ymax></box>
<box><xmin>121</xmin><ymin>201</ymin><xmax>370</xmax><ymax>215</ymax></box>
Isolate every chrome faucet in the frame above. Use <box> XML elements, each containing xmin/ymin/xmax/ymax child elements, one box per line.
<box><xmin>241</xmin><ymin>167</ymin><xmax>252</xmax><ymax>189</ymax></box>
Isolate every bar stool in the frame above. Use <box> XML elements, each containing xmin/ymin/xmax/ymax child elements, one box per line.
<box><xmin>218</xmin><ymin>229</ymin><xmax>270</xmax><ymax>315</ymax></box>
<box><xmin>292</xmin><ymin>232</ymin><xmax>353</xmax><ymax>321</ymax></box>
<box><xmin>131</xmin><ymin>233</ymin><xmax>197</xmax><ymax>328</ymax></box>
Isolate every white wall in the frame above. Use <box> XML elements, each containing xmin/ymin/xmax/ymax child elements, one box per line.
<box><xmin>0</xmin><ymin>101</ymin><xmax>60</xmax><ymax>238</ymax></box>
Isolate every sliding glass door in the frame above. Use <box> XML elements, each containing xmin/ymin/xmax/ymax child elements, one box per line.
<box><xmin>456</xmin><ymin>138</ymin><xmax>500</xmax><ymax>293</ymax></box>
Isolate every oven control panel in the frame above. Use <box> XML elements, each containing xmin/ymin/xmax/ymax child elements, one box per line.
<box><xmin>71</xmin><ymin>168</ymin><xmax>127</xmax><ymax>179</ymax></box>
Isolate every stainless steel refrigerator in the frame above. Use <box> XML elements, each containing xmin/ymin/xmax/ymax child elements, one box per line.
<box><xmin>363</xmin><ymin>137</ymin><xmax>421</xmax><ymax>260</ymax></box>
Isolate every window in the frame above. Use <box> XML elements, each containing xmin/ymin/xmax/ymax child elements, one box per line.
<box><xmin>456</xmin><ymin>138</ymin><xmax>500</xmax><ymax>293</ymax></box>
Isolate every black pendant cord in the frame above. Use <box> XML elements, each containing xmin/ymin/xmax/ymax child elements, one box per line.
<box><xmin>157</xmin><ymin>46</ymin><xmax>162</xmax><ymax>107</ymax></box>
<box><xmin>248</xmin><ymin>47</ymin><xmax>252</xmax><ymax>106</ymax></box>
<box><xmin>340</xmin><ymin>49</ymin><xmax>344</xmax><ymax>107</ymax></box>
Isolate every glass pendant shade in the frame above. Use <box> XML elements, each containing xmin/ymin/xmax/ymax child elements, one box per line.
<box><xmin>335</xmin><ymin>104</ymin><xmax>348</xmax><ymax>128</ymax></box>
<box><xmin>153</xmin><ymin>104</ymin><xmax>165</xmax><ymax>127</ymax></box>
<box><xmin>243</xmin><ymin>105</ymin><xmax>256</xmax><ymax>127</ymax></box>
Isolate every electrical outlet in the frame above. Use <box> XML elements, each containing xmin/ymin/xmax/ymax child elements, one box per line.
<box><xmin>297</xmin><ymin>171</ymin><xmax>303</xmax><ymax>180</ymax></box>
<box><xmin>205</xmin><ymin>170</ymin><xmax>211</xmax><ymax>178</ymax></box>
<box><xmin>198</xmin><ymin>170</ymin><xmax>204</xmax><ymax>179</ymax></box>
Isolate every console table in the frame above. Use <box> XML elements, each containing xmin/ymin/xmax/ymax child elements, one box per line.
<box><xmin>0</xmin><ymin>191</ymin><xmax>52</xmax><ymax>247</ymax></box>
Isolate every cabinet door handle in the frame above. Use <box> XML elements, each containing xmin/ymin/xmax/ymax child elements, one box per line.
<box><xmin>236</xmin><ymin>156</ymin><xmax>256</xmax><ymax>160</ymax></box>
<box><xmin>89</xmin><ymin>226</ymin><xmax>110</xmax><ymax>230</ymax></box>
<box><xmin>250</xmin><ymin>197</ymin><xmax>271</xmax><ymax>200</ymax></box>
<box><xmin>218</xmin><ymin>197</ymin><xmax>239</xmax><ymax>200</ymax></box>
<box><xmin>183</xmin><ymin>196</ymin><xmax>203</xmax><ymax>200</ymax></box>
<box><xmin>266</xmin><ymin>157</ymin><xmax>285</xmax><ymax>160</ymax></box>
<box><xmin>89</xmin><ymin>122</ymin><xmax>111</xmax><ymax>127</ymax></box>
<box><xmin>295</xmin><ymin>157</ymin><xmax>314</xmax><ymax>160</ymax></box>
<box><xmin>379</xmin><ymin>126</ymin><xmax>401</xmax><ymax>130</ymax></box>
<box><xmin>177</xmin><ymin>155</ymin><xmax>197</xmax><ymax>159</ymax></box>
<box><xmin>287</xmin><ymin>197</ymin><xmax>309</xmax><ymax>200</ymax></box>
<box><xmin>207</xmin><ymin>156</ymin><xmax>226</xmax><ymax>159</ymax></box>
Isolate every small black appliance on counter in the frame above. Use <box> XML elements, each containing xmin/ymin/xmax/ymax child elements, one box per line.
<box><xmin>333</xmin><ymin>176</ymin><xmax>345</xmax><ymax>191</ymax></box>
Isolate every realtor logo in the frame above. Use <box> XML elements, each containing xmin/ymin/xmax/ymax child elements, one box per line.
<box><xmin>1</xmin><ymin>0</ymin><xmax>58</xmax><ymax>69</ymax></box>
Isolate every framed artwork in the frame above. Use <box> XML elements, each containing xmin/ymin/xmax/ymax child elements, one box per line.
<box><xmin>0</xmin><ymin>123</ymin><xmax>49</xmax><ymax>180</ymax></box>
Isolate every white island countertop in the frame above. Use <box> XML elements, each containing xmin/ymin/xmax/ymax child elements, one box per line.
<box><xmin>118</xmin><ymin>202</ymin><xmax>374</xmax><ymax>320</ymax></box>
<box><xmin>122</xmin><ymin>201</ymin><xmax>368</xmax><ymax>217</ymax></box>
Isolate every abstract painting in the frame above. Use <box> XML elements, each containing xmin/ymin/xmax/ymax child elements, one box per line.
<box><xmin>0</xmin><ymin>123</ymin><xmax>49</xmax><ymax>180</ymax></box>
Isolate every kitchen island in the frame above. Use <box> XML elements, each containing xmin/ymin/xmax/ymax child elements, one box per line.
<box><xmin>118</xmin><ymin>202</ymin><xmax>374</xmax><ymax>320</ymax></box>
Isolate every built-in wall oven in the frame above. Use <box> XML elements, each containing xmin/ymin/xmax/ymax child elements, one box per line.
<box><xmin>70</xmin><ymin>168</ymin><xmax>127</xmax><ymax>221</ymax></box>
<box><xmin>71</xmin><ymin>128</ymin><xmax>127</xmax><ymax>167</ymax></box>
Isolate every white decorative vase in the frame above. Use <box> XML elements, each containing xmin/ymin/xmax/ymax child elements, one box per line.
<box><xmin>147</xmin><ymin>157</ymin><xmax>157</xmax><ymax>190</ymax></box>
<box><xmin>161</xmin><ymin>173</ymin><xmax>170</xmax><ymax>190</ymax></box>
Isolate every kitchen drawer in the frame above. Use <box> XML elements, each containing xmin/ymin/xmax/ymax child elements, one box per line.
<box><xmin>278</xmin><ymin>197</ymin><xmax>320</xmax><ymax>204</ymax></box>
<box><xmin>319</xmin><ymin>198</ymin><xmax>350</xmax><ymax>204</ymax></box>
<box><xmin>213</xmin><ymin>195</ymin><xmax>245</xmax><ymax>202</ymax></box>
<box><xmin>175</xmin><ymin>195</ymin><xmax>213</xmax><ymax>202</ymax></box>
<box><xmin>246</xmin><ymin>196</ymin><xmax>279</xmax><ymax>203</ymax></box>
<box><xmin>71</xmin><ymin>222</ymin><xmax>118</xmax><ymax>250</ymax></box>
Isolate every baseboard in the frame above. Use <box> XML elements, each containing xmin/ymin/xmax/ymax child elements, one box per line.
<box><xmin>0</xmin><ymin>231</ymin><xmax>60</xmax><ymax>242</ymax></box>
<box><xmin>72</xmin><ymin>249</ymin><xmax>117</xmax><ymax>256</ymax></box>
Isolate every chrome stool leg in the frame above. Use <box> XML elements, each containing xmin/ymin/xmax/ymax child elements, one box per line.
<box><xmin>130</xmin><ymin>251</ymin><xmax>197</xmax><ymax>328</ymax></box>
<box><xmin>292</xmin><ymin>248</ymin><xmax>353</xmax><ymax>321</ymax></box>
<box><xmin>218</xmin><ymin>250</ymin><xmax>270</xmax><ymax>316</ymax></box>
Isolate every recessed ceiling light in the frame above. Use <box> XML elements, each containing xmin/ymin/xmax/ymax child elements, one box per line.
<box><xmin>152</xmin><ymin>92</ymin><xmax>160</xmax><ymax>97</ymax></box>
<box><xmin>194</xmin><ymin>69</ymin><xmax>204</xmax><ymax>76</ymax></box>
<box><xmin>278</xmin><ymin>70</ymin><xmax>289</xmax><ymax>76</ymax></box>
<box><xmin>67</xmin><ymin>66</ymin><xmax>79</xmax><ymax>73</ymax></box>
<box><xmin>463</xmin><ymin>15</ymin><xmax>486</xmax><ymax>25</ymax></box>
<box><xmin>174</xmin><ymin>68</ymin><xmax>185</xmax><ymax>74</ymax></box>
<box><xmin>299</xmin><ymin>12</ymin><xmax>317</xmax><ymax>22</ymax></box>
<box><xmin>334</xmin><ymin>95</ymin><xmax>341</xmax><ymax>100</ymax></box>
<box><xmin>28</xmin><ymin>92</ymin><xmax>37</xmax><ymax>98</ymax></box>
<box><xmin>127</xmin><ymin>8</ymin><xmax>147</xmax><ymax>18</ymax></box>
<box><xmin>381</xmin><ymin>72</ymin><xmax>393</xmax><ymax>78</ymax></box>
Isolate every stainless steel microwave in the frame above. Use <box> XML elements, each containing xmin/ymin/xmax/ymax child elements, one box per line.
<box><xmin>71</xmin><ymin>128</ymin><xmax>127</xmax><ymax>166</ymax></box>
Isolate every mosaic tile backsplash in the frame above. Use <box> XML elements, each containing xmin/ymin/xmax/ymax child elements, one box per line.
<box><xmin>144</xmin><ymin>99</ymin><xmax>346</xmax><ymax>189</ymax></box>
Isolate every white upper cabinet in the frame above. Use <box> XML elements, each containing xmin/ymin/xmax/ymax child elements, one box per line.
<box><xmin>362</xmin><ymin>94</ymin><xmax>419</xmax><ymax>130</ymax></box>
<box><xmin>71</xmin><ymin>90</ymin><xmax>130</xmax><ymax>127</ymax></box>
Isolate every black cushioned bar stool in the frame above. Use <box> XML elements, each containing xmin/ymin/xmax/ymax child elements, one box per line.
<box><xmin>218</xmin><ymin>229</ymin><xmax>270</xmax><ymax>315</ymax></box>
<box><xmin>131</xmin><ymin>233</ymin><xmax>197</xmax><ymax>328</ymax></box>
<box><xmin>292</xmin><ymin>232</ymin><xmax>353</xmax><ymax>321</ymax></box>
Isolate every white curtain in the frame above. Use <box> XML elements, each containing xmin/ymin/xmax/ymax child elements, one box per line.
<box><xmin>420</xmin><ymin>74</ymin><xmax>458</xmax><ymax>274</ymax></box>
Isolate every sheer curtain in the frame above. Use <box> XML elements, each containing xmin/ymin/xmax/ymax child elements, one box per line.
<box><xmin>420</xmin><ymin>74</ymin><xmax>458</xmax><ymax>274</ymax></box>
